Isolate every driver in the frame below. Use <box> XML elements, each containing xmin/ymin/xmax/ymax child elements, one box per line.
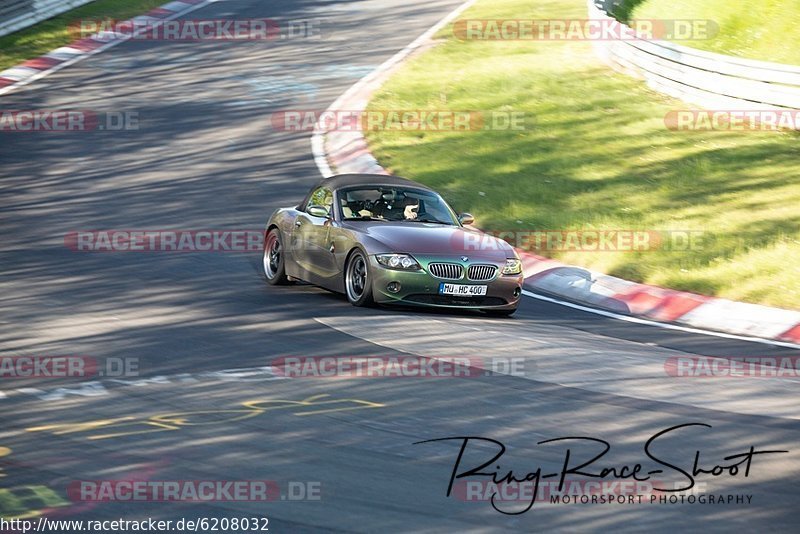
<box><xmin>402</xmin><ymin>199</ymin><xmax>420</xmax><ymax>220</ymax></box>
<box><xmin>379</xmin><ymin>192</ymin><xmax>419</xmax><ymax>221</ymax></box>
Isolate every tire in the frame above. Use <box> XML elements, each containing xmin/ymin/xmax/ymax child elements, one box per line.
<box><xmin>263</xmin><ymin>228</ymin><xmax>289</xmax><ymax>285</ymax></box>
<box><xmin>485</xmin><ymin>308</ymin><xmax>516</xmax><ymax>317</ymax></box>
<box><xmin>344</xmin><ymin>249</ymin><xmax>374</xmax><ymax>307</ymax></box>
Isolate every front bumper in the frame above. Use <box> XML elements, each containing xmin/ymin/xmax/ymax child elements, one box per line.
<box><xmin>368</xmin><ymin>256</ymin><xmax>523</xmax><ymax>310</ymax></box>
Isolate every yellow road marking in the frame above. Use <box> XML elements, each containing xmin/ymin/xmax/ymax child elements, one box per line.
<box><xmin>27</xmin><ymin>416</ymin><xmax>137</xmax><ymax>435</ymax></box>
<box><xmin>26</xmin><ymin>394</ymin><xmax>386</xmax><ymax>441</ymax></box>
<box><xmin>0</xmin><ymin>446</ymin><xmax>10</xmax><ymax>477</ymax></box>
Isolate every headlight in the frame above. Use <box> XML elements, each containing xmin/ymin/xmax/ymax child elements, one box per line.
<box><xmin>376</xmin><ymin>254</ymin><xmax>422</xmax><ymax>271</ymax></box>
<box><xmin>502</xmin><ymin>258</ymin><xmax>522</xmax><ymax>275</ymax></box>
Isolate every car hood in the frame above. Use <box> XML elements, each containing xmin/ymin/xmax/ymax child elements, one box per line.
<box><xmin>344</xmin><ymin>221</ymin><xmax>514</xmax><ymax>260</ymax></box>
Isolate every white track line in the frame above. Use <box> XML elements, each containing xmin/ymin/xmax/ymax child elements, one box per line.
<box><xmin>524</xmin><ymin>290</ymin><xmax>800</xmax><ymax>349</ymax></box>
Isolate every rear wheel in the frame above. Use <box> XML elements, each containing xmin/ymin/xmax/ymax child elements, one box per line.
<box><xmin>263</xmin><ymin>228</ymin><xmax>289</xmax><ymax>285</ymax></box>
<box><xmin>345</xmin><ymin>250</ymin><xmax>374</xmax><ymax>306</ymax></box>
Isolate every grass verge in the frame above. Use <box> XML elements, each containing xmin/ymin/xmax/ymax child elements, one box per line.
<box><xmin>626</xmin><ymin>0</ymin><xmax>800</xmax><ymax>65</ymax></box>
<box><xmin>364</xmin><ymin>0</ymin><xmax>800</xmax><ymax>309</ymax></box>
<box><xmin>0</xmin><ymin>0</ymin><xmax>167</xmax><ymax>72</ymax></box>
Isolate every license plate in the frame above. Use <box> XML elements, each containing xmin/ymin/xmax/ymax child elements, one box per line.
<box><xmin>439</xmin><ymin>283</ymin><xmax>487</xmax><ymax>296</ymax></box>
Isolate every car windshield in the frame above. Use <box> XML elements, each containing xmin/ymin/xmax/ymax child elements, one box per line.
<box><xmin>339</xmin><ymin>187</ymin><xmax>458</xmax><ymax>225</ymax></box>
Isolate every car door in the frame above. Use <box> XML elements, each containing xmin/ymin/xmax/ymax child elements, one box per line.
<box><xmin>293</xmin><ymin>186</ymin><xmax>338</xmax><ymax>282</ymax></box>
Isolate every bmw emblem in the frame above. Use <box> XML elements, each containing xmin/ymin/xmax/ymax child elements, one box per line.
<box><xmin>461</xmin><ymin>256</ymin><xmax>469</xmax><ymax>262</ymax></box>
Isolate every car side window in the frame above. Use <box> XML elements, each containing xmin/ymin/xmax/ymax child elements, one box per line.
<box><xmin>305</xmin><ymin>187</ymin><xmax>333</xmax><ymax>216</ymax></box>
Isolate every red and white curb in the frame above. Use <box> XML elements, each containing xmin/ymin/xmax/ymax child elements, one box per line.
<box><xmin>0</xmin><ymin>0</ymin><xmax>212</xmax><ymax>96</ymax></box>
<box><xmin>517</xmin><ymin>253</ymin><xmax>800</xmax><ymax>347</ymax></box>
<box><xmin>309</xmin><ymin>1</ymin><xmax>800</xmax><ymax>347</ymax></box>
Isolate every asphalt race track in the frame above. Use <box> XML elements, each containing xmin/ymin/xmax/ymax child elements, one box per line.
<box><xmin>1</xmin><ymin>0</ymin><xmax>799</xmax><ymax>531</ymax></box>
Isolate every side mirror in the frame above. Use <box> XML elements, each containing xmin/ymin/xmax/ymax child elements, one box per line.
<box><xmin>458</xmin><ymin>213</ymin><xmax>475</xmax><ymax>225</ymax></box>
<box><xmin>307</xmin><ymin>206</ymin><xmax>330</xmax><ymax>218</ymax></box>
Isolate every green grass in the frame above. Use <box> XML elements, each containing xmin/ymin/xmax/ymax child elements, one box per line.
<box><xmin>626</xmin><ymin>0</ymin><xmax>800</xmax><ymax>65</ymax></box>
<box><xmin>0</xmin><ymin>0</ymin><xmax>166</xmax><ymax>72</ymax></box>
<box><xmin>365</xmin><ymin>0</ymin><xmax>800</xmax><ymax>309</ymax></box>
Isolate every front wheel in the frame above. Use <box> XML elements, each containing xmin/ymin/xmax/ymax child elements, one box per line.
<box><xmin>263</xmin><ymin>228</ymin><xmax>289</xmax><ymax>285</ymax></box>
<box><xmin>345</xmin><ymin>250</ymin><xmax>374</xmax><ymax>306</ymax></box>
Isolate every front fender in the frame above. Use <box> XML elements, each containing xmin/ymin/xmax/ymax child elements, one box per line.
<box><xmin>331</xmin><ymin>229</ymin><xmax>397</xmax><ymax>273</ymax></box>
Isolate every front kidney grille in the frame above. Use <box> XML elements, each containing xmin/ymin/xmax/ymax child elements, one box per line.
<box><xmin>467</xmin><ymin>264</ymin><xmax>498</xmax><ymax>281</ymax></box>
<box><xmin>428</xmin><ymin>262</ymin><xmax>464</xmax><ymax>280</ymax></box>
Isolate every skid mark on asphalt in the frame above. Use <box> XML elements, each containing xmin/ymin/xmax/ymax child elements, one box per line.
<box><xmin>315</xmin><ymin>315</ymin><xmax>800</xmax><ymax>420</ymax></box>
